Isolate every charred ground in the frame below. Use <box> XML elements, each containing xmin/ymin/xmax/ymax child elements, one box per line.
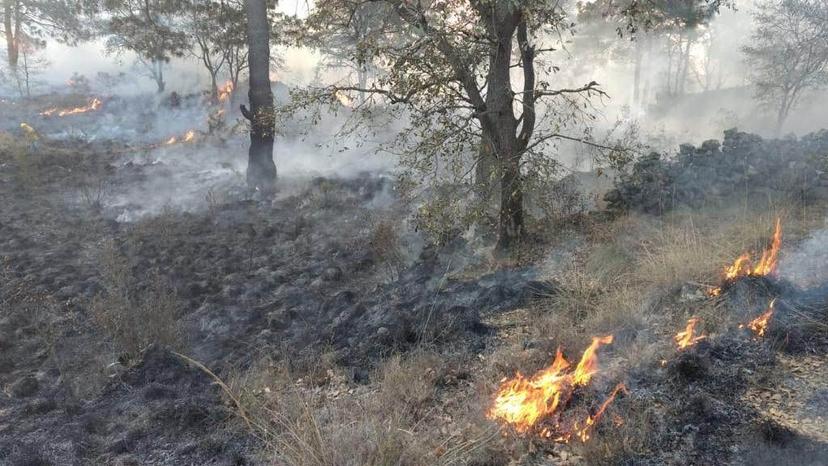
<box><xmin>1</xmin><ymin>97</ymin><xmax>828</xmax><ymax>465</ymax></box>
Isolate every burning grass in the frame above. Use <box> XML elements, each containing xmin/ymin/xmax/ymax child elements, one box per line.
<box><xmin>40</xmin><ymin>97</ymin><xmax>103</xmax><ymax>117</ymax></box>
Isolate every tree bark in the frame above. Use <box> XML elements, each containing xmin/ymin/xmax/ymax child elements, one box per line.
<box><xmin>241</xmin><ymin>0</ymin><xmax>276</xmax><ymax>194</ymax></box>
<box><xmin>486</xmin><ymin>17</ymin><xmax>523</xmax><ymax>251</ymax></box>
<box><xmin>475</xmin><ymin>133</ymin><xmax>497</xmax><ymax>198</ymax></box>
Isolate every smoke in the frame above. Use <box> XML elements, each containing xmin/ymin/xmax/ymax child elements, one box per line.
<box><xmin>779</xmin><ymin>220</ymin><xmax>828</xmax><ymax>290</ymax></box>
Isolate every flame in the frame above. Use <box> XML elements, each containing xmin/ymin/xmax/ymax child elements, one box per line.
<box><xmin>752</xmin><ymin>218</ymin><xmax>782</xmax><ymax>276</ymax></box>
<box><xmin>218</xmin><ymin>80</ymin><xmax>234</xmax><ymax>102</ymax></box>
<box><xmin>674</xmin><ymin>317</ymin><xmax>706</xmax><ymax>350</ymax></box>
<box><xmin>40</xmin><ymin>98</ymin><xmax>102</xmax><ymax>117</ymax></box>
<box><xmin>571</xmin><ymin>383</ymin><xmax>627</xmax><ymax>442</ymax></box>
<box><xmin>573</xmin><ymin>335</ymin><xmax>614</xmax><ymax>386</ymax></box>
<box><xmin>162</xmin><ymin>129</ymin><xmax>197</xmax><ymax>146</ymax></box>
<box><xmin>709</xmin><ymin>219</ymin><xmax>782</xmax><ymax>296</ymax></box>
<box><xmin>334</xmin><ymin>90</ymin><xmax>353</xmax><ymax>107</ymax></box>
<box><xmin>744</xmin><ymin>299</ymin><xmax>775</xmax><ymax>338</ymax></box>
<box><xmin>487</xmin><ymin>335</ymin><xmax>616</xmax><ymax>440</ymax></box>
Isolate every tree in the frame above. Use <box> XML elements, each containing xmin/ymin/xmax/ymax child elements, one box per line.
<box><xmin>294</xmin><ymin>0</ymin><xmax>634</xmax><ymax>250</ymax></box>
<box><xmin>13</xmin><ymin>36</ymin><xmax>48</xmax><ymax>96</ymax></box>
<box><xmin>103</xmin><ymin>0</ymin><xmax>189</xmax><ymax>92</ymax></box>
<box><xmin>2</xmin><ymin>0</ymin><xmax>95</xmax><ymax>71</ymax></box>
<box><xmin>186</xmin><ymin>0</ymin><xmax>248</xmax><ymax>102</ymax></box>
<box><xmin>742</xmin><ymin>0</ymin><xmax>828</xmax><ymax>135</ymax></box>
<box><xmin>240</xmin><ymin>0</ymin><xmax>277</xmax><ymax>194</ymax></box>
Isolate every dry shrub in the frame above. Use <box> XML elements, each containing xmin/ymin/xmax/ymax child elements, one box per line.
<box><xmin>368</xmin><ymin>218</ymin><xmax>404</xmax><ymax>276</ymax></box>
<box><xmin>78</xmin><ymin>172</ymin><xmax>112</xmax><ymax>211</ymax></box>
<box><xmin>630</xmin><ymin>207</ymin><xmax>795</xmax><ymax>290</ymax></box>
<box><xmin>573</xmin><ymin>397</ymin><xmax>660</xmax><ymax>465</ymax></box>
<box><xmin>376</xmin><ymin>351</ymin><xmax>442</xmax><ymax>420</ymax></box>
<box><xmin>92</xmin><ymin>241</ymin><xmax>184</xmax><ymax>359</ymax></box>
<box><xmin>219</xmin><ymin>351</ymin><xmax>452</xmax><ymax>466</ymax></box>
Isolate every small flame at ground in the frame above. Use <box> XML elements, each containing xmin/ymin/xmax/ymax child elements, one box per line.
<box><xmin>488</xmin><ymin>335</ymin><xmax>617</xmax><ymax>441</ymax></box>
<box><xmin>709</xmin><ymin>219</ymin><xmax>782</xmax><ymax>296</ymax></box>
<box><xmin>742</xmin><ymin>299</ymin><xmax>775</xmax><ymax>338</ymax></box>
<box><xmin>40</xmin><ymin>98</ymin><xmax>103</xmax><ymax>117</ymax></box>
<box><xmin>162</xmin><ymin>130</ymin><xmax>197</xmax><ymax>146</ymax></box>
<box><xmin>674</xmin><ymin>317</ymin><xmax>706</xmax><ymax>350</ymax></box>
<box><xmin>570</xmin><ymin>383</ymin><xmax>627</xmax><ymax>442</ymax></box>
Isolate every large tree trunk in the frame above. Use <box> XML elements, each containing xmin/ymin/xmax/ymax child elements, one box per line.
<box><xmin>241</xmin><ymin>0</ymin><xmax>277</xmax><ymax>194</ymax></box>
<box><xmin>475</xmin><ymin>135</ymin><xmax>497</xmax><ymax>201</ymax></box>
<box><xmin>486</xmin><ymin>20</ymin><xmax>523</xmax><ymax>251</ymax></box>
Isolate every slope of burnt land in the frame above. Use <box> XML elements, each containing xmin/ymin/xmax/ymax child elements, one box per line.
<box><xmin>0</xmin><ymin>138</ymin><xmax>555</xmax><ymax>464</ymax></box>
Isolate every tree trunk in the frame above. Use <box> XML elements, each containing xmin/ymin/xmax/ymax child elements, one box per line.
<box><xmin>678</xmin><ymin>35</ymin><xmax>692</xmax><ymax>95</ymax></box>
<box><xmin>241</xmin><ymin>0</ymin><xmax>277</xmax><ymax>194</ymax></box>
<box><xmin>4</xmin><ymin>0</ymin><xmax>19</xmax><ymax>70</ymax></box>
<box><xmin>486</xmin><ymin>22</ymin><xmax>523</xmax><ymax>251</ymax></box>
<box><xmin>497</xmin><ymin>148</ymin><xmax>523</xmax><ymax>251</ymax></box>
<box><xmin>475</xmin><ymin>135</ymin><xmax>497</xmax><ymax>201</ymax></box>
<box><xmin>357</xmin><ymin>64</ymin><xmax>368</xmax><ymax>105</ymax></box>
<box><xmin>210</xmin><ymin>72</ymin><xmax>219</xmax><ymax>103</ymax></box>
<box><xmin>633</xmin><ymin>39</ymin><xmax>642</xmax><ymax>111</ymax></box>
<box><xmin>775</xmin><ymin>93</ymin><xmax>790</xmax><ymax>137</ymax></box>
<box><xmin>155</xmin><ymin>61</ymin><xmax>166</xmax><ymax>93</ymax></box>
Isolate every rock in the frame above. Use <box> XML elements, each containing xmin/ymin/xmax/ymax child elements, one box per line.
<box><xmin>10</xmin><ymin>375</ymin><xmax>39</xmax><ymax>398</ymax></box>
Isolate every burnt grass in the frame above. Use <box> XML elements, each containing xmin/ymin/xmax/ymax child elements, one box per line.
<box><xmin>0</xmin><ymin>136</ymin><xmax>556</xmax><ymax>464</ymax></box>
<box><xmin>2</xmin><ymin>123</ymin><xmax>828</xmax><ymax>464</ymax></box>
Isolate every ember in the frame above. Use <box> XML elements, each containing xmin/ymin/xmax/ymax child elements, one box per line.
<box><xmin>709</xmin><ymin>219</ymin><xmax>782</xmax><ymax>296</ymax></box>
<box><xmin>40</xmin><ymin>98</ymin><xmax>103</xmax><ymax>117</ymax></box>
<box><xmin>674</xmin><ymin>317</ymin><xmax>706</xmax><ymax>350</ymax></box>
<box><xmin>488</xmin><ymin>335</ymin><xmax>619</xmax><ymax>441</ymax></box>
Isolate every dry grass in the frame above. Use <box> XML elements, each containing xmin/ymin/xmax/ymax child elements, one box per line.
<box><xmin>212</xmin><ymin>199</ymin><xmax>826</xmax><ymax>464</ymax></box>
<box><xmin>368</xmin><ymin>217</ymin><xmax>404</xmax><ymax>278</ymax></box>
<box><xmin>91</xmin><ymin>241</ymin><xmax>184</xmax><ymax>359</ymax></box>
<box><xmin>211</xmin><ymin>350</ymin><xmax>453</xmax><ymax>466</ymax></box>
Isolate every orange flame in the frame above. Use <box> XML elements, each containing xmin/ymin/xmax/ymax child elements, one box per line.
<box><xmin>745</xmin><ymin>299</ymin><xmax>775</xmax><ymax>338</ymax></box>
<box><xmin>40</xmin><ymin>98</ymin><xmax>102</xmax><ymax>117</ymax></box>
<box><xmin>571</xmin><ymin>383</ymin><xmax>627</xmax><ymax>442</ymax></box>
<box><xmin>709</xmin><ymin>219</ymin><xmax>782</xmax><ymax>296</ymax></box>
<box><xmin>218</xmin><ymin>80</ymin><xmax>234</xmax><ymax>103</ymax></box>
<box><xmin>162</xmin><ymin>129</ymin><xmax>197</xmax><ymax>146</ymax></box>
<box><xmin>752</xmin><ymin>218</ymin><xmax>782</xmax><ymax>276</ymax></box>
<box><xmin>674</xmin><ymin>317</ymin><xmax>706</xmax><ymax>350</ymax></box>
<box><xmin>488</xmin><ymin>335</ymin><xmax>616</xmax><ymax>439</ymax></box>
<box><xmin>573</xmin><ymin>335</ymin><xmax>614</xmax><ymax>386</ymax></box>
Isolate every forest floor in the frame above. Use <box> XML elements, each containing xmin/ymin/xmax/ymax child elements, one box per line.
<box><xmin>0</xmin><ymin>96</ymin><xmax>827</xmax><ymax>465</ymax></box>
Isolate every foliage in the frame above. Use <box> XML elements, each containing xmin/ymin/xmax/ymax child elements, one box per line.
<box><xmin>286</xmin><ymin>0</ymin><xmax>638</xmax><ymax>249</ymax></box>
<box><xmin>742</xmin><ymin>0</ymin><xmax>828</xmax><ymax>133</ymax></box>
<box><xmin>102</xmin><ymin>0</ymin><xmax>190</xmax><ymax>90</ymax></box>
<box><xmin>185</xmin><ymin>0</ymin><xmax>248</xmax><ymax>97</ymax></box>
